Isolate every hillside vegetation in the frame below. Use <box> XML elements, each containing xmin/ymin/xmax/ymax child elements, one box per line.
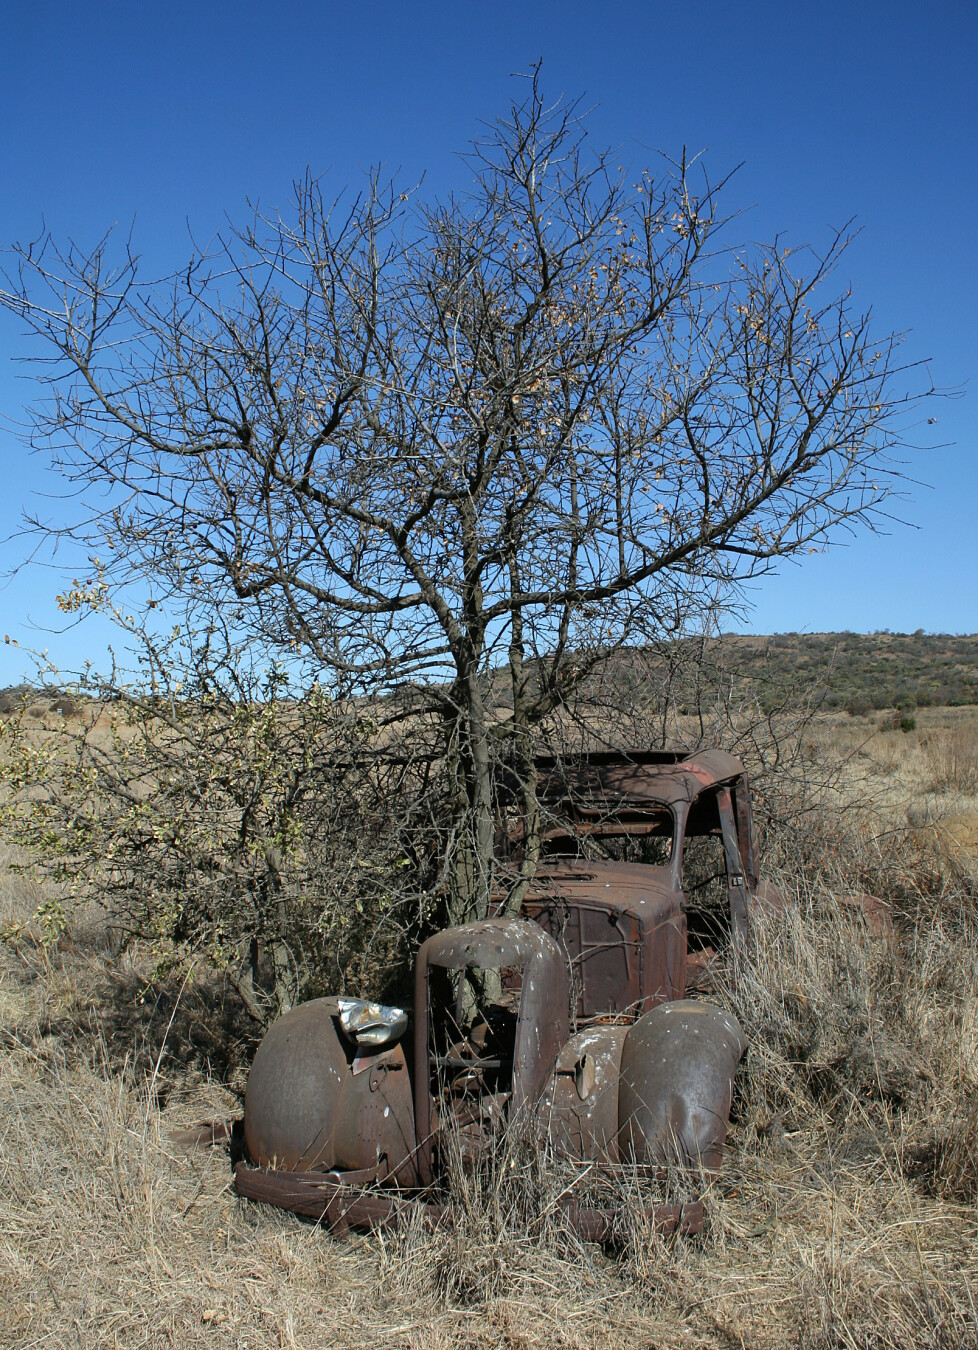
<box><xmin>490</xmin><ymin>632</ymin><xmax>978</xmax><ymax>723</ymax></box>
<box><xmin>714</xmin><ymin>630</ymin><xmax>978</xmax><ymax>712</ymax></box>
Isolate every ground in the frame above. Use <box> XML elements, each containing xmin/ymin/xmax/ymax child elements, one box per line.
<box><xmin>2</xmin><ymin>707</ymin><xmax>978</xmax><ymax>1349</ymax></box>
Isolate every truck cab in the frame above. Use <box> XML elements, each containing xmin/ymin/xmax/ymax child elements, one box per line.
<box><xmin>510</xmin><ymin>749</ymin><xmax>771</xmax><ymax>1010</ymax></box>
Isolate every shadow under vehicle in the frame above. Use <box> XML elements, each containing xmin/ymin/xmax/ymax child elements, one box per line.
<box><xmin>234</xmin><ymin>749</ymin><xmax>778</xmax><ymax>1238</ymax></box>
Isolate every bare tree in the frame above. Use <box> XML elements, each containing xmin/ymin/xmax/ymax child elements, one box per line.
<box><xmin>1</xmin><ymin>70</ymin><xmax>923</xmax><ymax>925</ymax></box>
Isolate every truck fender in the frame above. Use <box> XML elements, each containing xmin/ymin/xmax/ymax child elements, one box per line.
<box><xmin>243</xmin><ymin>997</ymin><xmax>417</xmax><ymax>1182</ymax></box>
<box><xmin>541</xmin><ymin>1023</ymin><xmax>629</xmax><ymax>1164</ymax></box>
<box><xmin>618</xmin><ymin>999</ymin><xmax>746</xmax><ymax>1172</ymax></box>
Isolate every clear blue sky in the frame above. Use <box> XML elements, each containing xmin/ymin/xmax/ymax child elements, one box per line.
<box><xmin>1</xmin><ymin>0</ymin><xmax>975</xmax><ymax>685</ymax></box>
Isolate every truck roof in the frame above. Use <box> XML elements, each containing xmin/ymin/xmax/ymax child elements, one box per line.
<box><xmin>533</xmin><ymin>748</ymin><xmax>746</xmax><ymax>809</ymax></box>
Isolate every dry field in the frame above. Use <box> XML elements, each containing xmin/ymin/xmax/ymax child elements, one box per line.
<box><xmin>3</xmin><ymin>709</ymin><xmax>978</xmax><ymax>1349</ymax></box>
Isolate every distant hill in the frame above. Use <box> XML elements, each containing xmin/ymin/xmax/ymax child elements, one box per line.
<box><xmin>560</xmin><ymin>631</ymin><xmax>978</xmax><ymax>717</ymax></box>
<box><xmin>710</xmin><ymin>631</ymin><xmax>978</xmax><ymax>712</ymax></box>
<box><xmin>4</xmin><ymin>632</ymin><xmax>977</xmax><ymax>722</ymax></box>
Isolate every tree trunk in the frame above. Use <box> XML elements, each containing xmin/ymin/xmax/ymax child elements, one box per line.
<box><xmin>445</xmin><ymin>658</ymin><xmax>495</xmax><ymax>926</ymax></box>
<box><xmin>446</xmin><ymin>498</ymin><xmax>496</xmax><ymax>926</ymax></box>
<box><xmin>229</xmin><ymin>936</ymin><xmax>268</xmax><ymax>1025</ymax></box>
<box><xmin>502</xmin><ymin>561</ymin><xmax>541</xmax><ymax>916</ymax></box>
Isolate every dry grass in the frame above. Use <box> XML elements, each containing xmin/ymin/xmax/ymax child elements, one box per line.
<box><xmin>813</xmin><ymin>704</ymin><xmax>978</xmax><ymax>817</ymax></box>
<box><xmin>4</xmin><ymin>710</ymin><xmax>978</xmax><ymax>1349</ymax></box>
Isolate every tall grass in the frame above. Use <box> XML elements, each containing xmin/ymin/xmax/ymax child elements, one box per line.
<box><xmin>925</xmin><ymin>723</ymin><xmax>978</xmax><ymax>796</ymax></box>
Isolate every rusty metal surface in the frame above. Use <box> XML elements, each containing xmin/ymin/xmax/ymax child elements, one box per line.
<box><xmin>684</xmin><ymin>946</ymin><xmax>721</xmax><ymax>993</ymax></box>
<box><xmin>244</xmin><ymin>997</ymin><xmax>348</xmax><ymax>1171</ymax></box>
<box><xmin>533</xmin><ymin>749</ymin><xmax>747</xmax><ymax>809</ymax></box>
<box><xmin>169</xmin><ymin>1118</ymin><xmax>236</xmax><ymax>1148</ymax></box>
<box><xmin>233</xmin><ymin>1161</ymin><xmax>422</xmax><ymax>1235</ymax></box>
<box><xmin>542</xmin><ymin>1024</ymin><xmax>629</xmax><ymax>1163</ymax></box>
<box><xmin>521</xmin><ymin>859</ymin><xmax>686</xmax><ymax>1020</ymax></box>
<box><xmin>752</xmin><ymin>877</ymin><xmax>787</xmax><ymax>914</ymax></box>
<box><xmin>243</xmin><ymin>996</ymin><xmax>418</xmax><ymax>1183</ymax></box>
<box><xmin>732</xmin><ymin>779</ymin><xmax>759</xmax><ymax>885</ymax></box>
<box><xmin>561</xmin><ymin>1197</ymin><xmax>704</xmax><ymax>1241</ymax></box>
<box><xmin>413</xmin><ymin>918</ymin><xmax>569</xmax><ymax>1184</ymax></box>
<box><xmin>618</xmin><ymin>999</ymin><xmax>746</xmax><ymax>1172</ymax></box>
<box><xmin>716</xmin><ymin>786</ymin><xmax>749</xmax><ymax>973</ymax></box>
<box><xmin>515</xmin><ymin>751</ymin><xmax>771</xmax><ymax>1015</ymax></box>
<box><xmin>330</xmin><ymin>1040</ymin><xmax>418</xmax><ymax>1180</ymax></box>
<box><xmin>838</xmin><ymin>892</ymin><xmax>896</xmax><ymax>943</ymax></box>
<box><xmin>418</xmin><ymin>917</ymin><xmax>564</xmax><ymax>972</ymax></box>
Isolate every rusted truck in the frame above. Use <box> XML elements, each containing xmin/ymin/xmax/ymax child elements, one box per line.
<box><xmin>235</xmin><ymin>749</ymin><xmax>774</xmax><ymax>1238</ymax></box>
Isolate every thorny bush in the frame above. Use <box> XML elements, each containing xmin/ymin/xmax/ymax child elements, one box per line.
<box><xmin>0</xmin><ymin>633</ymin><xmax>447</xmax><ymax>1026</ymax></box>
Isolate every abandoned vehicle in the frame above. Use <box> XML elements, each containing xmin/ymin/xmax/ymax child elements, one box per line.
<box><xmin>234</xmin><ymin>749</ymin><xmax>778</xmax><ymax>1238</ymax></box>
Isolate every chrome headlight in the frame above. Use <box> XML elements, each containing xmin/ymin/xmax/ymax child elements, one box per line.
<box><xmin>336</xmin><ymin>996</ymin><xmax>408</xmax><ymax>1047</ymax></box>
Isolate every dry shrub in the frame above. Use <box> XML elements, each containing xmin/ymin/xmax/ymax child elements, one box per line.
<box><xmin>728</xmin><ymin>891</ymin><xmax>978</xmax><ymax>1200</ymax></box>
<box><xmin>925</xmin><ymin>723</ymin><xmax>978</xmax><ymax>795</ymax></box>
<box><xmin>382</xmin><ymin>1125</ymin><xmax>590</xmax><ymax>1308</ymax></box>
<box><xmin>686</xmin><ymin>899</ymin><xmax>978</xmax><ymax>1350</ymax></box>
<box><xmin>0</xmin><ymin>843</ymin><xmax>43</xmax><ymax>931</ymax></box>
<box><xmin>733</xmin><ymin>777</ymin><xmax>978</xmax><ymax>1210</ymax></box>
<box><xmin>730</xmin><ymin>896</ymin><xmax>908</xmax><ymax>1125</ymax></box>
<box><xmin>0</xmin><ymin>1037</ymin><xmax>448</xmax><ymax>1350</ymax></box>
<box><xmin>0</xmin><ymin>662</ymin><xmax>443</xmax><ymax>1026</ymax></box>
<box><xmin>763</xmin><ymin>768</ymin><xmax>978</xmax><ymax>930</ymax></box>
